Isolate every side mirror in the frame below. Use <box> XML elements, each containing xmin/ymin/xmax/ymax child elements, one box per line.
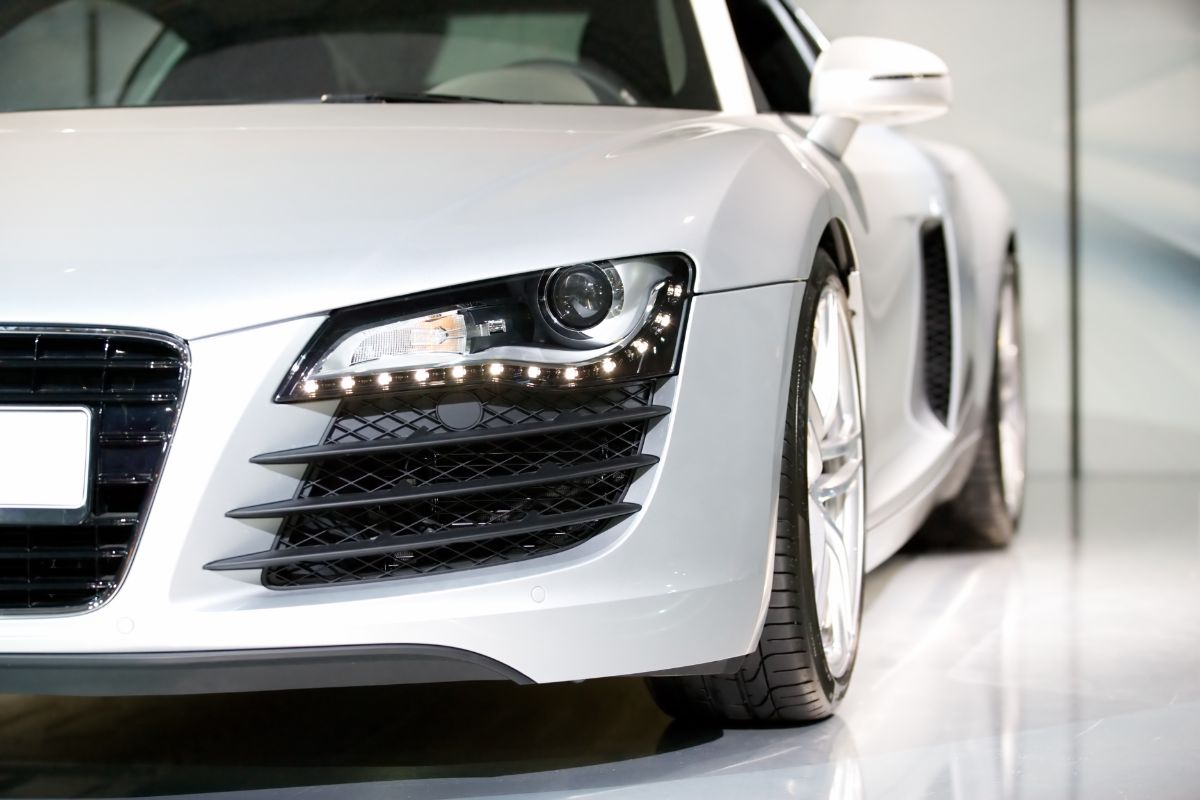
<box><xmin>808</xmin><ymin>37</ymin><xmax>952</xmax><ymax>158</ymax></box>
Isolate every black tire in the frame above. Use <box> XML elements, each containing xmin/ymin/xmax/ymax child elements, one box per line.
<box><xmin>917</xmin><ymin>253</ymin><xmax>1024</xmax><ymax>549</ymax></box>
<box><xmin>647</xmin><ymin>251</ymin><xmax>863</xmax><ymax>725</ymax></box>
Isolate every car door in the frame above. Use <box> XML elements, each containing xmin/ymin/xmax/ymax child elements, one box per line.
<box><xmin>725</xmin><ymin>0</ymin><xmax>967</xmax><ymax>541</ymax></box>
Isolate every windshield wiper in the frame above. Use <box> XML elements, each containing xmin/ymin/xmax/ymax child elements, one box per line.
<box><xmin>318</xmin><ymin>92</ymin><xmax>508</xmax><ymax>104</ymax></box>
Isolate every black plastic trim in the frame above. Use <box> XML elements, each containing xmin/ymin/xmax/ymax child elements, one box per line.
<box><xmin>869</xmin><ymin>72</ymin><xmax>947</xmax><ymax>81</ymax></box>
<box><xmin>227</xmin><ymin>454</ymin><xmax>658</xmax><ymax>519</ymax></box>
<box><xmin>99</xmin><ymin>432</ymin><xmax>170</xmax><ymax>445</ymax></box>
<box><xmin>251</xmin><ymin>405</ymin><xmax>670</xmax><ymax>465</ymax></box>
<box><xmin>641</xmin><ymin>656</ymin><xmax>746</xmax><ymax>677</ymax></box>
<box><xmin>0</xmin><ymin>579</ymin><xmax>112</xmax><ymax>592</ymax></box>
<box><xmin>0</xmin><ymin>358</ymin><xmax>179</xmax><ymax>369</ymax></box>
<box><xmin>206</xmin><ymin>503</ymin><xmax>640</xmax><ymax>571</ymax></box>
<box><xmin>4</xmin><ymin>392</ymin><xmax>179</xmax><ymax>404</ymax></box>
<box><xmin>920</xmin><ymin>220</ymin><xmax>954</xmax><ymax>425</ymax></box>
<box><xmin>0</xmin><ymin>546</ymin><xmax>127</xmax><ymax>559</ymax></box>
<box><xmin>0</xmin><ymin>644</ymin><xmax>532</xmax><ymax>696</ymax></box>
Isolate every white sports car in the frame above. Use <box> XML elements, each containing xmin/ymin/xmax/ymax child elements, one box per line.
<box><xmin>0</xmin><ymin>0</ymin><xmax>1024</xmax><ymax>724</ymax></box>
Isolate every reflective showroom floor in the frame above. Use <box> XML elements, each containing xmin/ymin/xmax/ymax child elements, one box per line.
<box><xmin>1</xmin><ymin>477</ymin><xmax>1197</xmax><ymax>799</ymax></box>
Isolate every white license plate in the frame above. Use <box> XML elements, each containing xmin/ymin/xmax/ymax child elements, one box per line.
<box><xmin>0</xmin><ymin>407</ymin><xmax>93</xmax><ymax>510</ymax></box>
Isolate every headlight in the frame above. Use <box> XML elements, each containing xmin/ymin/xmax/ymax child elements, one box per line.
<box><xmin>276</xmin><ymin>254</ymin><xmax>691</xmax><ymax>402</ymax></box>
<box><xmin>544</xmin><ymin>263</ymin><xmax>615</xmax><ymax>330</ymax></box>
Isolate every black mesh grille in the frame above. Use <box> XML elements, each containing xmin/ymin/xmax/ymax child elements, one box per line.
<box><xmin>300</xmin><ymin>424</ymin><xmax>646</xmax><ymax>497</ymax></box>
<box><xmin>921</xmin><ymin>223</ymin><xmax>954</xmax><ymax>424</ymax></box>
<box><xmin>325</xmin><ymin>382</ymin><xmax>655</xmax><ymax>444</ymax></box>
<box><xmin>262</xmin><ymin>382</ymin><xmax>659</xmax><ymax>587</ymax></box>
<box><xmin>0</xmin><ymin>331</ymin><xmax>185</xmax><ymax>611</ymax></box>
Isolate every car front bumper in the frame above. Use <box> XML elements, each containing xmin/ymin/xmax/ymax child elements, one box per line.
<box><xmin>0</xmin><ymin>282</ymin><xmax>801</xmax><ymax>692</ymax></box>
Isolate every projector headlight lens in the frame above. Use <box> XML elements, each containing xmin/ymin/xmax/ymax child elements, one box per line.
<box><xmin>277</xmin><ymin>254</ymin><xmax>692</xmax><ymax>402</ymax></box>
<box><xmin>545</xmin><ymin>264</ymin><xmax>615</xmax><ymax>330</ymax></box>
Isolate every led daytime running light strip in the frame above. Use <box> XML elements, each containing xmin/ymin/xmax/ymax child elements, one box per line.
<box><xmin>301</xmin><ymin>347</ymin><xmax>642</xmax><ymax>396</ymax></box>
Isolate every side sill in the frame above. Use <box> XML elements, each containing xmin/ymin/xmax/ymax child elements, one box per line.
<box><xmin>0</xmin><ymin>644</ymin><xmax>532</xmax><ymax>696</ymax></box>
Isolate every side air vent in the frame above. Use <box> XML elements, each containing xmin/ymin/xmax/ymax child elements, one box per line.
<box><xmin>921</xmin><ymin>221</ymin><xmax>954</xmax><ymax>424</ymax></box>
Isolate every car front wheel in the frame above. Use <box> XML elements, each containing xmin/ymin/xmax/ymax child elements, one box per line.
<box><xmin>649</xmin><ymin>251</ymin><xmax>866</xmax><ymax>724</ymax></box>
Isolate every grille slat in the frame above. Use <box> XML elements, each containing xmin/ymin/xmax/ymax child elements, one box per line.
<box><xmin>0</xmin><ymin>330</ymin><xmax>185</xmax><ymax>612</ymax></box>
<box><xmin>0</xmin><ymin>358</ymin><xmax>179</xmax><ymax>369</ymax></box>
<box><xmin>227</xmin><ymin>454</ymin><xmax>657</xmax><ymax>519</ymax></box>
<box><xmin>0</xmin><ymin>546</ymin><xmax>128</xmax><ymax>558</ymax></box>
<box><xmin>251</xmin><ymin>404</ymin><xmax>670</xmax><ymax>465</ymax></box>
<box><xmin>0</xmin><ymin>579</ymin><xmax>116</xmax><ymax>590</ymax></box>
<box><xmin>207</xmin><ymin>502</ymin><xmax>640</xmax><ymax>572</ymax></box>
<box><xmin>99</xmin><ymin>432</ymin><xmax>170</xmax><ymax>445</ymax></box>
<box><xmin>95</xmin><ymin>473</ymin><xmax>156</xmax><ymax>485</ymax></box>
<box><xmin>0</xmin><ymin>392</ymin><xmax>180</xmax><ymax>403</ymax></box>
<box><xmin>219</xmin><ymin>381</ymin><xmax>662</xmax><ymax>587</ymax></box>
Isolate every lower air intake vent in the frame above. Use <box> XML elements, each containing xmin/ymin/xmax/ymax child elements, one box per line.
<box><xmin>921</xmin><ymin>222</ymin><xmax>954</xmax><ymax>424</ymax></box>
<box><xmin>0</xmin><ymin>329</ymin><xmax>186</xmax><ymax>611</ymax></box>
<box><xmin>215</xmin><ymin>382</ymin><xmax>664</xmax><ymax>586</ymax></box>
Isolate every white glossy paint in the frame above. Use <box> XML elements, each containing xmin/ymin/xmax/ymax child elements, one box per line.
<box><xmin>0</xmin><ymin>288</ymin><xmax>799</xmax><ymax>682</ymax></box>
<box><xmin>0</xmin><ymin>3</ymin><xmax>1015</xmax><ymax>683</ymax></box>
<box><xmin>692</xmin><ymin>0</ymin><xmax>758</xmax><ymax>115</ymax></box>
<box><xmin>1</xmin><ymin>104</ymin><xmax>824</xmax><ymax>338</ymax></box>
<box><xmin>811</xmin><ymin>37</ymin><xmax>952</xmax><ymax>126</ymax></box>
<box><xmin>808</xmin><ymin>36</ymin><xmax>952</xmax><ymax>157</ymax></box>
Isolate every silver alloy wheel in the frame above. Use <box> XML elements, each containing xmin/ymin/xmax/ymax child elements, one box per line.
<box><xmin>806</xmin><ymin>285</ymin><xmax>866</xmax><ymax>680</ymax></box>
<box><xmin>995</xmin><ymin>264</ymin><xmax>1026</xmax><ymax>520</ymax></box>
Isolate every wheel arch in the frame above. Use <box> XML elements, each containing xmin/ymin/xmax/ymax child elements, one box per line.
<box><xmin>818</xmin><ymin>217</ymin><xmax>858</xmax><ymax>285</ymax></box>
<box><xmin>814</xmin><ymin>216</ymin><xmax>869</xmax><ymax>435</ymax></box>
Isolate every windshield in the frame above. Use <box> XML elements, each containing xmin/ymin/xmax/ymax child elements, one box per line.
<box><xmin>0</xmin><ymin>0</ymin><xmax>719</xmax><ymax>113</ymax></box>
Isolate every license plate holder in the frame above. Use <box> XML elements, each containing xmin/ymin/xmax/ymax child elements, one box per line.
<box><xmin>0</xmin><ymin>406</ymin><xmax>93</xmax><ymax>525</ymax></box>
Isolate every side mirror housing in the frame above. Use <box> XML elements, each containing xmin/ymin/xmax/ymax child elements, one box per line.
<box><xmin>808</xmin><ymin>37</ymin><xmax>952</xmax><ymax>157</ymax></box>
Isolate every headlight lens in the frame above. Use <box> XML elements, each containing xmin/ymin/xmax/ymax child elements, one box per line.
<box><xmin>309</xmin><ymin>303</ymin><xmax>531</xmax><ymax>376</ymax></box>
<box><xmin>545</xmin><ymin>264</ymin><xmax>615</xmax><ymax>329</ymax></box>
<box><xmin>277</xmin><ymin>254</ymin><xmax>691</xmax><ymax>402</ymax></box>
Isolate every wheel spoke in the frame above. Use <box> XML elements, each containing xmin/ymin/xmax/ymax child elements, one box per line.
<box><xmin>994</xmin><ymin>267</ymin><xmax>1027</xmax><ymax>519</ymax></box>
<box><xmin>821</xmin><ymin>535</ymin><xmax>851</xmax><ymax>655</ymax></box>
<box><xmin>808</xmin><ymin>495</ymin><xmax>828</xmax><ymax>594</ymax></box>
<box><xmin>816</xmin><ymin>495</ymin><xmax>850</xmax><ymax>552</ymax></box>
<box><xmin>807</xmin><ymin>415</ymin><xmax>825</xmax><ymax>478</ymax></box>
<box><xmin>808</xmin><ymin>389</ymin><xmax>828</xmax><ymax>446</ymax></box>
<box><xmin>816</xmin><ymin>428</ymin><xmax>862</xmax><ymax>461</ymax></box>
<box><xmin>825</xmin><ymin>532</ymin><xmax>854</xmax><ymax>594</ymax></box>
<box><xmin>811</xmin><ymin>459</ymin><xmax>860</xmax><ymax>501</ymax></box>
<box><xmin>810</xmin><ymin>298</ymin><xmax>841</xmax><ymax>440</ymax></box>
<box><xmin>802</xmin><ymin>281</ymin><xmax>865</xmax><ymax>681</ymax></box>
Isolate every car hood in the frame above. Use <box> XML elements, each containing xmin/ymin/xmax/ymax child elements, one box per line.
<box><xmin>1</xmin><ymin>104</ymin><xmax>775</xmax><ymax>339</ymax></box>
